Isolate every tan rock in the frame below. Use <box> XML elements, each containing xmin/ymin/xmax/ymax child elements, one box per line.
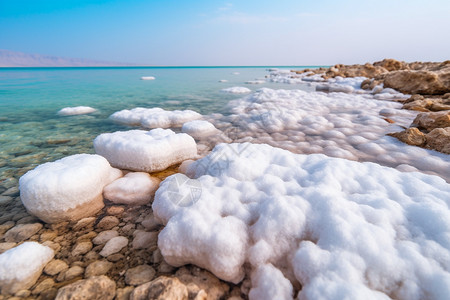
<box><xmin>130</xmin><ymin>276</ymin><xmax>188</xmax><ymax>300</ymax></box>
<box><xmin>62</xmin><ymin>266</ymin><xmax>84</xmax><ymax>281</ymax></box>
<box><xmin>412</xmin><ymin>111</ymin><xmax>450</xmax><ymax>131</ymax></box>
<box><xmin>384</xmin><ymin>69</ymin><xmax>450</xmax><ymax>95</ymax></box>
<box><xmin>0</xmin><ymin>221</ymin><xmax>15</xmax><ymax>234</ymax></box>
<box><xmin>73</xmin><ymin>217</ymin><xmax>96</xmax><ymax>231</ymax></box>
<box><xmin>92</xmin><ymin>230</ymin><xmax>119</xmax><ymax>245</ymax></box>
<box><xmin>106</xmin><ymin>206</ymin><xmax>125</xmax><ymax>216</ymax></box>
<box><xmin>388</xmin><ymin>128</ymin><xmax>427</xmax><ymax>147</ymax></box>
<box><xmin>4</xmin><ymin>223</ymin><xmax>43</xmax><ymax>243</ymax></box>
<box><xmin>71</xmin><ymin>241</ymin><xmax>93</xmax><ymax>256</ymax></box>
<box><xmin>32</xmin><ymin>278</ymin><xmax>55</xmax><ymax>295</ymax></box>
<box><xmin>44</xmin><ymin>259</ymin><xmax>69</xmax><ymax>276</ymax></box>
<box><xmin>40</xmin><ymin>231</ymin><xmax>58</xmax><ymax>242</ymax></box>
<box><xmin>176</xmin><ymin>267</ymin><xmax>230</xmax><ymax>300</ymax></box>
<box><xmin>425</xmin><ymin>127</ymin><xmax>450</xmax><ymax>154</ymax></box>
<box><xmin>85</xmin><ymin>260</ymin><xmax>113</xmax><ymax>278</ymax></box>
<box><xmin>55</xmin><ymin>275</ymin><xmax>116</xmax><ymax>300</ymax></box>
<box><xmin>116</xmin><ymin>286</ymin><xmax>135</xmax><ymax>300</ymax></box>
<box><xmin>99</xmin><ymin>236</ymin><xmax>128</xmax><ymax>257</ymax></box>
<box><xmin>373</xmin><ymin>58</ymin><xmax>408</xmax><ymax>71</ymax></box>
<box><xmin>132</xmin><ymin>231</ymin><xmax>158</xmax><ymax>250</ymax></box>
<box><xmin>125</xmin><ymin>264</ymin><xmax>156</xmax><ymax>286</ymax></box>
<box><xmin>96</xmin><ymin>216</ymin><xmax>120</xmax><ymax>230</ymax></box>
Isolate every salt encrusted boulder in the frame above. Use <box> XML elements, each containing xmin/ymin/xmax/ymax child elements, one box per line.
<box><xmin>221</xmin><ymin>87</ymin><xmax>251</xmax><ymax>94</ymax></box>
<box><xmin>104</xmin><ymin>172</ymin><xmax>161</xmax><ymax>205</ymax></box>
<box><xmin>153</xmin><ymin>143</ymin><xmax>450</xmax><ymax>299</ymax></box>
<box><xmin>94</xmin><ymin>128</ymin><xmax>197</xmax><ymax>173</ymax></box>
<box><xmin>19</xmin><ymin>154</ymin><xmax>122</xmax><ymax>223</ymax></box>
<box><xmin>109</xmin><ymin>107</ymin><xmax>202</xmax><ymax>128</ymax></box>
<box><xmin>0</xmin><ymin>242</ymin><xmax>54</xmax><ymax>294</ymax></box>
<box><xmin>57</xmin><ymin>106</ymin><xmax>97</xmax><ymax>116</ymax></box>
<box><xmin>181</xmin><ymin>120</ymin><xmax>218</xmax><ymax>139</ymax></box>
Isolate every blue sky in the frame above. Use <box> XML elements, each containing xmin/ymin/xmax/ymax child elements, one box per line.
<box><xmin>0</xmin><ymin>0</ymin><xmax>449</xmax><ymax>65</ymax></box>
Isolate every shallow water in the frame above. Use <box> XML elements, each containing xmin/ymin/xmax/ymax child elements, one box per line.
<box><xmin>0</xmin><ymin>66</ymin><xmax>313</xmax><ymax>188</ymax></box>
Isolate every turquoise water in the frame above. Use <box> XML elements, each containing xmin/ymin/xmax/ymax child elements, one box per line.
<box><xmin>0</xmin><ymin>66</ymin><xmax>312</xmax><ymax>188</ymax></box>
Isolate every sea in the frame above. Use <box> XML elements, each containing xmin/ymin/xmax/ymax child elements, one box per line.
<box><xmin>0</xmin><ymin>66</ymin><xmax>313</xmax><ymax>189</ymax></box>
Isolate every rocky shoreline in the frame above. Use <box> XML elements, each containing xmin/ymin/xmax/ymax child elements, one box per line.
<box><xmin>293</xmin><ymin>59</ymin><xmax>450</xmax><ymax>154</ymax></box>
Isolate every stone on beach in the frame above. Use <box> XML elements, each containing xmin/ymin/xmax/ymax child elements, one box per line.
<box><xmin>0</xmin><ymin>242</ymin><xmax>54</xmax><ymax>294</ymax></box>
<box><xmin>99</xmin><ymin>236</ymin><xmax>128</xmax><ymax>257</ymax></box>
<box><xmin>55</xmin><ymin>275</ymin><xmax>116</xmax><ymax>300</ymax></box>
<box><xmin>109</xmin><ymin>107</ymin><xmax>202</xmax><ymax>128</ymax></box>
<box><xmin>94</xmin><ymin>128</ymin><xmax>197</xmax><ymax>172</ymax></box>
<box><xmin>104</xmin><ymin>172</ymin><xmax>161</xmax><ymax>205</ymax></box>
<box><xmin>19</xmin><ymin>154</ymin><xmax>122</xmax><ymax>223</ymax></box>
<box><xmin>57</xmin><ymin>106</ymin><xmax>97</xmax><ymax>116</ymax></box>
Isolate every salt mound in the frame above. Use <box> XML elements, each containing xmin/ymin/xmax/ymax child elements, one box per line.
<box><xmin>19</xmin><ymin>154</ymin><xmax>122</xmax><ymax>223</ymax></box>
<box><xmin>219</xmin><ymin>79</ymin><xmax>228</xmax><ymax>83</ymax></box>
<box><xmin>0</xmin><ymin>242</ymin><xmax>54</xmax><ymax>294</ymax></box>
<box><xmin>57</xmin><ymin>106</ymin><xmax>97</xmax><ymax>116</ymax></box>
<box><xmin>141</xmin><ymin>76</ymin><xmax>155</xmax><ymax>80</ymax></box>
<box><xmin>182</xmin><ymin>120</ymin><xmax>218</xmax><ymax>138</ymax></box>
<box><xmin>153</xmin><ymin>143</ymin><xmax>450</xmax><ymax>299</ymax></box>
<box><xmin>245</xmin><ymin>80</ymin><xmax>265</xmax><ymax>84</ymax></box>
<box><xmin>109</xmin><ymin>107</ymin><xmax>202</xmax><ymax>128</ymax></box>
<box><xmin>221</xmin><ymin>87</ymin><xmax>251</xmax><ymax>94</ymax></box>
<box><xmin>94</xmin><ymin>128</ymin><xmax>197</xmax><ymax>172</ymax></box>
<box><xmin>104</xmin><ymin>172</ymin><xmax>160</xmax><ymax>205</ymax></box>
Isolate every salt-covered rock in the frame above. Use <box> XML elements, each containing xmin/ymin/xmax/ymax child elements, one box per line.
<box><xmin>141</xmin><ymin>76</ymin><xmax>155</xmax><ymax>80</ymax></box>
<box><xmin>104</xmin><ymin>172</ymin><xmax>160</xmax><ymax>205</ymax></box>
<box><xmin>221</xmin><ymin>87</ymin><xmax>251</xmax><ymax>94</ymax></box>
<box><xmin>181</xmin><ymin>120</ymin><xmax>218</xmax><ymax>139</ymax></box>
<box><xmin>94</xmin><ymin>128</ymin><xmax>197</xmax><ymax>173</ymax></box>
<box><xmin>55</xmin><ymin>275</ymin><xmax>116</xmax><ymax>300</ymax></box>
<box><xmin>99</xmin><ymin>236</ymin><xmax>128</xmax><ymax>257</ymax></box>
<box><xmin>316</xmin><ymin>83</ymin><xmax>354</xmax><ymax>93</ymax></box>
<box><xmin>109</xmin><ymin>107</ymin><xmax>202</xmax><ymax>128</ymax></box>
<box><xmin>0</xmin><ymin>242</ymin><xmax>54</xmax><ymax>294</ymax></box>
<box><xmin>153</xmin><ymin>143</ymin><xmax>450</xmax><ymax>299</ymax></box>
<box><xmin>57</xmin><ymin>106</ymin><xmax>97</xmax><ymax>116</ymax></box>
<box><xmin>19</xmin><ymin>154</ymin><xmax>122</xmax><ymax>223</ymax></box>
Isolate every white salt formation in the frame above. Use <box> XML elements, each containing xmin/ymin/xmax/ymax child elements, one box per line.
<box><xmin>140</xmin><ymin>76</ymin><xmax>155</xmax><ymax>80</ymax></box>
<box><xmin>219</xmin><ymin>79</ymin><xmax>228</xmax><ymax>82</ymax></box>
<box><xmin>245</xmin><ymin>80</ymin><xmax>265</xmax><ymax>84</ymax></box>
<box><xmin>0</xmin><ymin>242</ymin><xmax>54</xmax><ymax>294</ymax></box>
<box><xmin>153</xmin><ymin>143</ymin><xmax>450</xmax><ymax>300</ymax></box>
<box><xmin>57</xmin><ymin>106</ymin><xmax>97</xmax><ymax>116</ymax></box>
<box><xmin>222</xmin><ymin>88</ymin><xmax>450</xmax><ymax>181</ymax></box>
<box><xmin>221</xmin><ymin>87</ymin><xmax>251</xmax><ymax>94</ymax></box>
<box><xmin>94</xmin><ymin>128</ymin><xmax>197</xmax><ymax>172</ymax></box>
<box><xmin>19</xmin><ymin>154</ymin><xmax>122</xmax><ymax>223</ymax></box>
<box><xmin>109</xmin><ymin>107</ymin><xmax>202</xmax><ymax>128</ymax></box>
<box><xmin>181</xmin><ymin>120</ymin><xmax>218</xmax><ymax>139</ymax></box>
<box><xmin>103</xmin><ymin>172</ymin><xmax>161</xmax><ymax>205</ymax></box>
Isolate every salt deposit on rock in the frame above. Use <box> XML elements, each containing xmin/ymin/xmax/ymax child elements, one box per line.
<box><xmin>140</xmin><ymin>76</ymin><xmax>155</xmax><ymax>80</ymax></box>
<box><xmin>109</xmin><ymin>107</ymin><xmax>202</xmax><ymax>128</ymax></box>
<box><xmin>0</xmin><ymin>242</ymin><xmax>54</xmax><ymax>294</ymax></box>
<box><xmin>153</xmin><ymin>143</ymin><xmax>450</xmax><ymax>300</ymax></box>
<box><xmin>94</xmin><ymin>128</ymin><xmax>197</xmax><ymax>172</ymax></box>
<box><xmin>57</xmin><ymin>106</ymin><xmax>97</xmax><ymax>116</ymax></box>
<box><xmin>245</xmin><ymin>80</ymin><xmax>265</xmax><ymax>84</ymax></box>
<box><xmin>221</xmin><ymin>87</ymin><xmax>251</xmax><ymax>94</ymax></box>
<box><xmin>181</xmin><ymin>120</ymin><xmax>218</xmax><ymax>138</ymax></box>
<box><xmin>104</xmin><ymin>172</ymin><xmax>161</xmax><ymax>205</ymax></box>
<box><xmin>19</xmin><ymin>154</ymin><xmax>122</xmax><ymax>223</ymax></box>
<box><xmin>222</xmin><ymin>88</ymin><xmax>450</xmax><ymax>180</ymax></box>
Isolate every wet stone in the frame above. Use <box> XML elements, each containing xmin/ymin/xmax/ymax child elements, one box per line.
<box><xmin>44</xmin><ymin>259</ymin><xmax>69</xmax><ymax>276</ymax></box>
<box><xmin>2</xmin><ymin>186</ymin><xmax>19</xmax><ymax>197</ymax></box>
<box><xmin>73</xmin><ymin>217</ymin><xmax>96</xmax><ymax>231</ymax></box>
<box><xmin>4</xmin><ymin>223</ymin><xmax>43</xmax><ymax>242</ymax></box>
<box><xmin>92</xmin><ymin>230</ymin><xmax>119</xmax><ymax>245</ymax></box>
<box><xmin>61</xmin><ymin>266</ymin><xmax>84</xmax><ymax>281</ymax></box>
<box><xmin>96</xmin><ymin>216</ymin><xmax>120</xmax><ymax>231</ymax></box>
<box><xmin>125</xmin><ymin>264</ymin><xmax>156</xmax><ymax>286</ymax></box>
<box><xmin>40</xmin><ymin>231</ymin><xmax>58</xmax><ymax>242</ymax></box>
<box><xmin>32</xmin><ymin>278</ymin><xmax>55</xmax><ymax>295</ymax></box>
<box><xmin>85</xmin><ymin>260</ymin><xmax>113</xmax><ymax>278</ymax></box>
<box><xmin>0</xmin><ymin>196</ymin><xmax>13</xmax><ymax>206</ymax></box>
<box><xmin>71</xmin><ymin>241</ymin><xmax>93</xmax><ymax>256</ymax></box>
<box><xmin>107</xmin><ymin>206</ymin><xmax>125</xmax><ymax>216</ymax></box>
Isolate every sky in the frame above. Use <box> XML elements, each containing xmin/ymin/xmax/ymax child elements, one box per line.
<box><xmin>0</xmin><ymin>0</ymin><xmax>449</xmax><ymax>66</ymax></box>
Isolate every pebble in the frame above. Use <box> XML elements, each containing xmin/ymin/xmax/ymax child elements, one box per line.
<box><xmin>4</xmin><ymin>223</ymin><xmax>43</xmax><ymax>242</ymax></box>
<box><xmin>16</xmin><ymin>215</ymin><xmax>39</xmax><ymax>224</ymax></box>
<box><xmin>107</xmin><ymin>206</ymin><xmax>124</xmax><ymax>216</ymax></box>
<box><xmin>2</xmin><ymin>186</ymin><xmax>19</xmax><ymax>197</ymax></box>
<box><xmin>96</xmin><ymin>216</ymin><xmax>120</xmax><ymax>231</ymax></box>
<box><xmin>55</xmin><ymin>275</ymin><xmax>116</xmax><ymax>300</ymax></box>
<box><xmin>0</xmin><ymin>221</ymin><xmax>15</xmax><ymax>234</ymax></box>
<box><xmin>106</xmin><ymin>253</ymin><xmax>124</xmax><ymax>262</ymax></box>
<box><xmin>61</xmin><ymin>266</ymin><xmax>84</xmax><ymax>281</ymax></box>
<box><xmin>130</xmin><ymin>277</ymin><xmax>188</xmax><ymax>300</ymax></box>
<box><xmin>158</xmin><ymin>261</ymin><xmax>176</xmax><ymax>273</ymax></box>
<box><xmin>76</xmin><ymin>231</ymin><xmax>97</xmax><ymax>242</ymax></box>
<box><xmin>32</xmin><ymin>278</ymin><xmax>55</xmax><ymax>295</ymax></box>
<box><xmin>14</xmin><ymin>290</ymin><xmax>31</xmax><ymax>298</ymax></box>
<box><xmin>141</xmin><ymin>215</ymin><xmax>159</xmax><ymax>231</ymax></box>
<box><xmin>115</xmin><ymin>286</ymin><xmax>134</xmax><ymax>300</ymax></box>
<box><xmin>125</xmin><ymin>264</ymin><xmax>156</xmax><ymax>286</ymax></box>
<box><xmin>40</xmin><ymin>231</ymin><xmax>58</xmax><ymax>242</ymax></box>
<box><xmin>71</xmin><ymin>241</ymin><xmax>93</xmax><ymax>256</ymax></box>
<box><xmin>121</xmin><ymin>224</ymin><xmax>135</xmax><ymax>236</ymax></box>
<box><xmin>44</xmin><ymin>259</ymin><xmax>69</xmax><ymax>276</ymax></box>
<box><xmin>42</xmin><ymin>241</ymin><xmax>61</xmax><ymax>252</ymax></box>
<box><xmin>85</xmin><ymin>260</ymin><xmax>113</xmax><ymax>278</ymax></box>
<box><xmin>73</xmin><ymin>217</ymin><xmax>96</xmax><ymax>231</ymax></box>
<box><xmin>92</xmin><ymin>230</ymin><xmax>119</xmax><ymax>245</ymax></box>
<box><xmin>0</xmin><ymin>242</ymin><xmax>16</xmax><ymax>254</ymax></box>
<box><xmin>99</xmin><ymin>236</ymin><xmax>128</xmax><ymax>257</ymax></box>
<box><xmin>0</xmin><ymin>196</ymin><xmax>13</xmax><ymax>206</ymax></box>
<box><xmin>132</xmin><ymin>231</ymin><xmax>158</xmax><ymax>250</ymax></box>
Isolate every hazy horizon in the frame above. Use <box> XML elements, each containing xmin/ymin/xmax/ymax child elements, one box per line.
<box><xmin>1</xmin><ymin>0</ymin><xmax>449</xmax><ymax>66</ymax></box>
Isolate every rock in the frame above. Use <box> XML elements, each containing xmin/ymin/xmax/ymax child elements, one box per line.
<box><xmin>4</xmin><ymin>223</ymin><xmax>43</xmax><ymax>243</ymax></box>
<box><xmin>176</xmin><ymin>267</ymin><xmax>230</xmax><ymax>300</ymax></box>
<box><xmin>130</xmin><ymin>276</ymin><xmax>188</xmax><ymax>300</ymax></box>
<box><xmin>132</xmin><ymin>231</ymin><xmax>158</xmax><ymax>250</ymax></box>
<box><xmin>73</xmin><ymin>217</ymin><xmax>96</xmax><ymax>231</ymax></box>
<box><xmin>55</xmin><ymin>275</ymin><xmax>116</xmax><ymax>300</ymax></box>
<box><xmin>99</xmin><ymin>236</ymin><xmax>128</xmax><ymax>257</ymax></box>
<box><xmin>76</xmin><ymin>231</ymin><xmax>97</xmax><ymax>242</ymax></box>
<box><xmin>158</xmin><ymin>261</ymin><xmax>176</xmax><ymax>273</ymax></box>
<box><xmin>0</xmin><ymin>196</ymin><xmax>13</xmax><ymax>206</ymax></box>
<box><xmin>44</xmin><ymin>259</ymin><xmax>69</xmax><ymax>276</ymax></box>
<box><xmin>430</xmin><ymin>102</ymin><xmax>450</xmax><ymax>111</ymax></box>
<box><xmin>388</xmin><ymin>128</ymin><xmax>427</xmax><ymax>147</ymax></box>
<box><xmin>106</xmin><ymin>206</ymin><xmax>124</xmax><ymax>216</ymax></box>
<box><xmin>2</xmin><ymin>187</ymin><xmax>19</xmax><ymax>197</ymax></box>
<box><xmin>40</xmin><ymin>231</ymin><xmax>58</xmax><ymax>242</ymax></box>
<box><xmin>373</xmin><ymin>58</ymin><xmax>408</xmax><ymax>71</ymax></box>
<box><xmin>104</xmin><ymin>172</ymin><xmax>160</xmax><ymax>206</ymax></box>
<box><xmin>42</xmin><ymin>241</ymin><xmax>61</xmax><ymax>253</ymax></box>
<box><xmin>384</xmin><ymin>69</ymin><xmax>450</xmax><ymax>95</ymax></box>
<box><xmin>141</xmin><ymin>215</ymin><xmax>160</xmax><ymax>231</ymax></box>
<box><xmin>425</xmin><ymin>127</ymin><xmax>450</xmax><ymax>154</ymax></box>
<box><xmin>39</xmin><ymin>288</ymin><xmax>58</xmax><ymax>300</ymax></box>
<box><xmin>0</xmin><ymin>221</ymin><xmax>15</xmax><ymax>234</ymax></box>
<box><xmin>412</xmin><ymin>111</ymin><xmax>450</xmax><ymax>131</ymax></box>
<box><xmin>92</xmin><ymin>230</ymin><xmax>119</xmax><ymax>245</ymax></box>
<box><xmin>85</xmin><ymin>260</ymin><xmax>113</xmax><ymax>278</ymax></box>
<box><xmin>14</xmin><ymin>289</ymin><xmax>31</xmax><ymax>297</ymax></box>
<box><xmin>96</xmin><ymin>216</ymin><xmax>120</xmax><ymax>231</ymax></box>
<box><xmin>19</xmin><ymin>154</ymin><xmax>122</xmax><ymax>223</ymax></box>
<box><xmin>125</xmin><ymin>264</ymin><xmax>156</xmax><ymax>286</ymax></box>
<box><xmin>62</xmin><ymin>266</ymin><xmax>84</xmax><ymax>281</ymax></box>
<box><xmin>32</xmin><ymin>278</ymin><xmax>55</xmax><ymax>295</ymax></box>
<box><xmin>71</xmin><ymin>241</ymin><xmax>93</xmax><ymax>256</ymax></box>
<box><xmin>0</xmin><ymin>242</ymin><xmax>16</xmax><ymax>254</ymax></box>
<box><xmin>115</xmin><ymin>286</ymin><xmax>135</xmax><ymax>300</ymax></box>
<box><xmin>0</xmin><ymin>242</ymin><xmax>54</xmax><ymax>294</ymax></box>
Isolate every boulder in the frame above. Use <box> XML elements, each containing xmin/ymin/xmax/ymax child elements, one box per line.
<box><xmin>388</xmin><ymin>128</ymin><xmax>427</xmax><ymax>147</ymax></box>
<box><xmin>55</xmin><ymin>275</ymin><xmax>116</xmax><ymax>300</ymax></box>
<box><xmin>384</xmin><ymin>69</ymin><xmax>450</xmax><ymax>95</ymax></box>
<box><xmin>94</xmin><ymin>129</ymin><xmax>197</xmax><ymax>173</ymax></box>
<box><xmin>19</xmin><ymin>154</ymin><xmax>122</xmax><ymax>223</ymax></box>
<box><xmin>104</xmin><ymin>172</ymin><xmax>160</xmax><ymax>205</ymax></box>
<box><xmin>0</xmin><ymin>242</ymin><xmax>54</xmax><ymax>294</ymax></box>
<box><xmin>425</xmin><ymin>127</ymin><xmax>450</xmax><ymax>154</ymax></box>
<box><xmin>412</xmin><ymin>111</ymin><xmax>450</xmax><ymax>131</ymax></box>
